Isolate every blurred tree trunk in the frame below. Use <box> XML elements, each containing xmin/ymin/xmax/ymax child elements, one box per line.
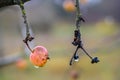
<box><xmin>0</xmin><ymin>0</ymin><xmax>30</xmax><ymax>8</ymax></box>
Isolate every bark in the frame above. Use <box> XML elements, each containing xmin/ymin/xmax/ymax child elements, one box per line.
<box><xmin>0</xmin><ymin>0</ymin><xmax>30</xmax><ymax>8</ymax></box>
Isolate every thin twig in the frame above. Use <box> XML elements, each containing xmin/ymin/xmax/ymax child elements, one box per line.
<box><xmin>18</xmin><ymin>0</ymin><xmax>30</xmax><ymax>36</ymax></box>
<box><xmin>75</xmin><ymin>0</ymin><xmax>80</xmax><ymax>29</ymax></box>
<box><xmin>17</xmin><ymin>0</ymin><xmax>34</xmax><ymax>52</ymax></box>
<box><xmin>70</xmin><ymin>46</ymin><xmax>79</xmax><ymax>66</ymax></box>
<box><xmin>80</xmin><ymin>46</ymin><xmax>93</xmax><ymax>59</ymax></box>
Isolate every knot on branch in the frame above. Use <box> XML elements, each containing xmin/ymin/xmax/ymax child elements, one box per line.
<box><xmin>72</xmin><ymin>30</ymin><xmax>83</xmax><ymax>47</ymax></box>
<box><xmin>23</xmin><ymin>34</ymin><xmax>34</xmax><ymax>43</ymax></box>
<box><xmin>76</xmin><ymin>16</ymin><xmax>85</xmax><ymax>28</ymax></box>
<box><xmin>23</xmin><ymin>34</ymin><xmax>34</xmax><ymax>52</ymax></box>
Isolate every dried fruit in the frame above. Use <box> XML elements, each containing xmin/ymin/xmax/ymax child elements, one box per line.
<box><xmin>91</xmin><ymin>57</ymin><xmax>100</xmax><ymax>64</ymax></box>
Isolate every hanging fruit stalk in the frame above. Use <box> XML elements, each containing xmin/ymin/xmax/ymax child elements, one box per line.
<box><xmin>17</xmin><ymin>0</ymin><xmax>34</xmax><ymax>52</ymax></box>
<box><xmin>69</xmin><ymin>0</ymin><xmax>99</xmax><ymax>66</ymax></box>
<box><xmin>17</xmin><ymin>0</ymin><xmax>49</xmax><ymax>67</ymax></box>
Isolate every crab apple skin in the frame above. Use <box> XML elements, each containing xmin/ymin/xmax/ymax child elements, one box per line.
<box><xmin>30</xmin><ymin>46</ymin><xmax>48</xmax><ymax>67</ymax></box>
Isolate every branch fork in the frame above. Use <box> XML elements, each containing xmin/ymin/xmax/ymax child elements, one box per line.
<box><xmin>23</xmin><ymin>34</ymin><xmax>34</xmax><ymax>52</ymax></box>
<box><xmin>70</xmin><ymin>0</ymin><xmax>99</xmax><ymax>66</ymax></box>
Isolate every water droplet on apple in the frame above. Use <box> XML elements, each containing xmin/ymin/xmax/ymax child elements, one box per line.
<box><xmin>34</xmin><ymin>66</ymin><xmax>39</xmax><ymax>68</ymax></box>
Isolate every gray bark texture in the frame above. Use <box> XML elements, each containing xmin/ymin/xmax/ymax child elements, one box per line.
<box><xmin>0</xmin><ymin>0</ymin><xmax>30</xmax><ymax>8</ymax></box>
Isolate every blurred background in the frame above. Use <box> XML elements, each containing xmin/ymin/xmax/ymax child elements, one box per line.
<box><xmin>0</xmin><ymin>0</ymin><xmax>120</xmax><ymax>80</ymax></box>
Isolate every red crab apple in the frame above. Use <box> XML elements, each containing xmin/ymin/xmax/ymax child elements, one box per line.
<box><xmin>16</xmin><ymin>59</ymin><xmax>27</xmax><ymax>70</ymax></box>
<box><xmin>70</xmin><ymin>69</ymin><xmax>79</xmax><ymax>79</ymax></box>
<box><xmin>63</xmin><ymin>0</ymin><xmax>76</xmax><ymax>12</ymax></box>
<box><xmin>30</xmin><ymin>46</ymin><xmax>49</xmax><ymax>67</ymax></box>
